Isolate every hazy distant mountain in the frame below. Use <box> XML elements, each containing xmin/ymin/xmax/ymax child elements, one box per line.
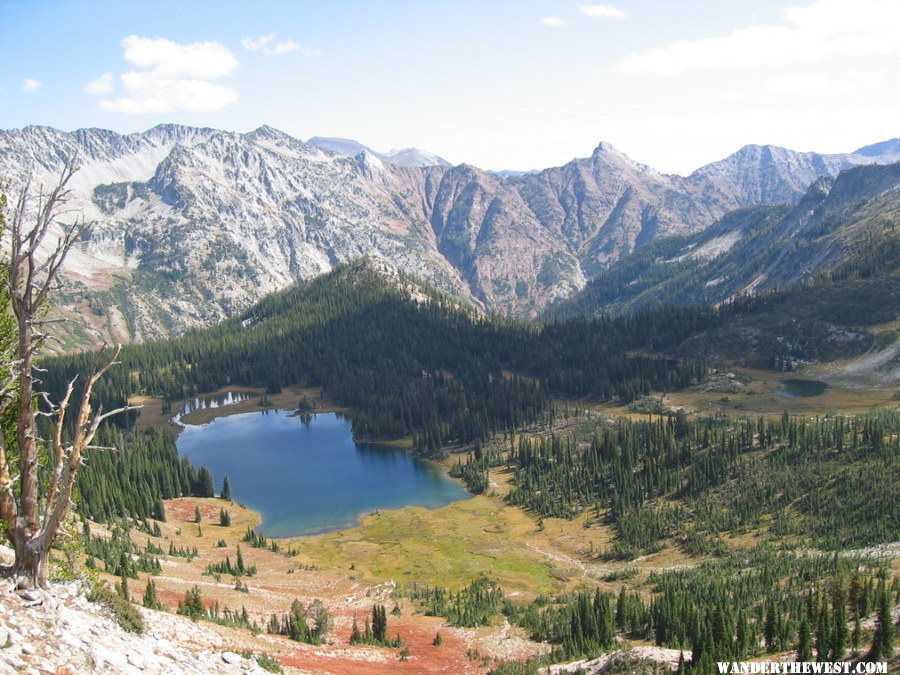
<box><xmin>0</xmin><ymin>123</ymin><xmax>896</xmax><ymax>348</ymax></box>
<box><xmin>307</xmin><ymin>136</ymin><xmax>451</xmax><ymax>167</ymax></box>
<box><xmin>853</xmin><ymin>138</ymin><xmax>900</xmax><ymax>160</ymax></box>
<box><xmin>306</xmin><ymin>136</ymin><xmax>371</xmax><ymax>157</ymax></box>
<box><xmin>688</xmin><ymin>143</ymin><xmax>876</xmax><ymax>206</ymax></box>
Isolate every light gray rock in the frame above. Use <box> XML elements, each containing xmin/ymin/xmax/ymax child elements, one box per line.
<box><xmin>220</xmin><ymin>650</ymin><xmax>243</xmax><ymax>665</ymax></box>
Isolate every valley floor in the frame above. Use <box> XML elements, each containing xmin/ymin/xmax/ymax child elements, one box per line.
<box><xmin>72</xmin><ymin>376</ymin><xmax>900</xmax><ymax>673</ymax></box>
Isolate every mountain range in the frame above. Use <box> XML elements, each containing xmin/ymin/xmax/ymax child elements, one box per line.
<box><xmin>550</xmin><ymin>161</ymin><xmax>900</xmax><ymax>317</ymax></box>
<box><xmin>0</xmin><ymin>123</ymin><xmax>896</xmax><ymax>349</ymax></box>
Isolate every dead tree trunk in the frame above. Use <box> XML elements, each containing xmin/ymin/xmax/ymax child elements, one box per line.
<box><xmin>0</xmin><ymin>162</ymin><xmax>137</xmax><ymax>589</ymax></box>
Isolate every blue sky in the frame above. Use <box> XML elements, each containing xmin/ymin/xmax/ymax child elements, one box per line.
<box><xmin>1</xmin><ymin>0</ymin><xmax>898</xmax><ymax>174</ymax></box>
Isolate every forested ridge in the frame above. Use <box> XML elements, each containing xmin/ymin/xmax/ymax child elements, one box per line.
<box><xmin>454</xmin><ymin>409</ymin><xmax>900</xmax><ymax>555</ymax></box>
<box><xmin>550</xmin><ymin>211</ymin><xmax>900</xmax><ymax>370</ymax></box>
<box><xmin>46</xmin><ymin>259</ymin><xmax>708</xmax><ymax>454</ymax></box>
<box><xmin>446</xmin><ymin>408</ymin><xmax>899</xmax><ymax>671</ymax></box>
<box><xmin>75</xmin><ymin>427</ymin><xmax>217</xmax><ymax>523</ymax></box>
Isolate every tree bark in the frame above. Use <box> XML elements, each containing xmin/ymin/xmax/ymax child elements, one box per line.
<box><xmin>7</xmin><ymin>525</ymin><xmax>49</xmax><ymax>588</ymax></box>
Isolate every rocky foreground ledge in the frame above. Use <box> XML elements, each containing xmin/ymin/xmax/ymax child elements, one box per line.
<box><xmin>0</xmin><ymin>578</ymin><xmax>265</xmax><ymax>674</ymax></box>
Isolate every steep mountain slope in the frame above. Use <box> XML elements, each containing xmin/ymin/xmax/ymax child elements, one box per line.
<box><xmin>1</xmin><ymin>123</ymin><xmax>897</xmax><ymax>349</ymax></box>
<box><xmin>510</xmin><ymin>143</ymin><xmax>724</xmax><ymax>272</ymax></box>
<box><xmin>549</xmin><ymin>162</ymin><xmax>900</xmax><ymax>318</ymax></box>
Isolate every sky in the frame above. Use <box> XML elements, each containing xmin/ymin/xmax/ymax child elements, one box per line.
<box><xmin>1</xmin><ymin>0</ymin><xmax>898</xmax><ymax>175</ymax></box>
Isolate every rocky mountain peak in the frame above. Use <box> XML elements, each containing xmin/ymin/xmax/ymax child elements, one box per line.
<box><xmin>1</xmin><ymin>122</ymin><xmax>898</xmax><ymax>348</ymax></box>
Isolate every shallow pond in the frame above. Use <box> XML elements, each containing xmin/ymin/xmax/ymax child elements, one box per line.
<box><xmin>777</xmin><ymin>378</ymin><xmax>829</xmax><ymax>398</ymax></box>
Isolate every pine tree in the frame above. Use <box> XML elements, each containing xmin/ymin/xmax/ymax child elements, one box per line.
<box><xmin>797</xmin><ymin>615</ymin><xmax>812</xmax><ymax>662</ymax></box>
<box><xmin>816</xmin><ymin>600</ymin><xmax>831</xmax><ymax>661</ymax></box>
<box><xmin>870</xmin><ymin>579</ymin><xmax>894</xmax><ymax>660</ymax></box>
<box><xmin>143</xmin><ymin>578</ymin><xmax>160</xmax><ymax>610</ymax></box>
<box><xmin>196</xmin><ymin>467</ymin><xmax>215</xmax><ymax>498</ymax></box>
<box><xmin>117</xmin><ymin>572</ymin><xmax>130</xmax><ymax>601</ymax></box>
<box><xmin>350</xmin><ymin>614</ymin><xmax>361</xmax><ymax>643</ymax></box>
<box><xmin>193</xmin><ymin>505</ymin><xmax>202</xmax><ymax>523</ymax></box>
<box><xmin>152</xmin><ymin>499</ymin><xmax>166</xmax><ymax>522</ymax></box>
<box><xmin>178</xmin><ymin>585</ymin><xmax>205</xmax><ymax>620</ymax></box>
<box><xmin>764</xmin><ymin>602</ymin><xmax>778</xmax><ymax>652</ymax></box>
<box><xmin>851</xmin><ymin>615</ymin><xmax>861</xmax><ymax>656</ymax></box>
<box><xmin>830</xmin><ymin>583</ymin><xmax>848</xmax><ymax>660</ymax></box>
<box><xmin>221</xmin><ymin>475</ymin><xmax>232</xmax><ymax>501</ymax></box>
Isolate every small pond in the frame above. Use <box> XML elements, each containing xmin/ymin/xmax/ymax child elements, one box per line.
<box><xmin>777</xmin><ymin>379</ymin><xmax>829</xmax><ymax>398</ymax></box>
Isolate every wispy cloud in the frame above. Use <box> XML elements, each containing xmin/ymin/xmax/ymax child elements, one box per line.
<box><xmin>241</xmin><ymin>33</ymin><xmax>320</xmax><ymax>57</ymax></box>
<box><xmin>100</xmin><ymin>36</ymin><xmax>239</xmax><ymax>113</ymax></box>
<box><xmin>540</xmin><ymin>16</ymin><xmax>566</xmax><ymax>28</ymax></box>
<box><xmin>85</xmin><ymin>72</ymin><xmax>114</xmax><ymax>95</ymax></box>
<box><xmin>22</xmin><ymin>77</ymin><xmax>41</xmax><ymax>93</ymax></box>
<box><xmin>618</xmin><ymin>0</ymin><xmax>900</xmax><ymax>74</ymax></box>
<box><xmin>579</xmin><ymin>4</ymin><xmax>626</xmax><ymax>20</ymax></box>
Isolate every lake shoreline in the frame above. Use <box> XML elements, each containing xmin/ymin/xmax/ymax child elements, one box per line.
<box><xmin>175</xmin><ymin>407</ymin><xmax>471</xmax><ymax>539</ymax></box>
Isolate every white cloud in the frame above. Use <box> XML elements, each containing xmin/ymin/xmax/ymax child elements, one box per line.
<box><xmin>541</xmin><ymin>16</ymin><xmax>566</xmax><ymax>27</ymax></box>
<box><xmin>618</xmin><ymin>0</ymin><xmax>900</xmax><ymax>74</ymax></box>
<box><xmin>85</xmin><ymin>72</ymin><xmax>114</xmax><ymax>95</ymax></box>
<box><xmin>22</xmin><ymin>77</ymin><xmax>41</xmax><ymax>93</ymax></box>
<box><xmin>120</xmin><ymin>35</ymin><xmax>237</xmax><ymax>78</ymax></box>
<box><xmin>579</xmin><ymin>4</ymin><xmax>626</xmax><ymax>20</ymax></box>
<box><xmin>100</xmin><ymin>35</ymin><xmax>238</xmax><ymax>113</ymax></box>
<box><xmin>241</xmin><ymin>33</ymin><xmax>319</xmax><ymax>57</ymax></box>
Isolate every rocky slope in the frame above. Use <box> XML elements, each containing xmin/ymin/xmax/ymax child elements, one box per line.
<box><xmin>548</xmin><ymin>161</ymin><xmax>900</xmax><ymax>317</ymax></box>
<box><xmin>0</xmin><ymin>124</ymin><xmax>896</xmax><ymax>348</ymax></box>
<box><xmin>0</xmin><ymin>578</ymin><xmax>265</xmax><ymax>674</ymax></box>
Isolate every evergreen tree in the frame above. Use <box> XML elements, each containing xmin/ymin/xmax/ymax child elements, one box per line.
<box><xmin>350</xmin><ymin>614</ymin><xmax>361</xmax><ymax>644</ymax></box>
<box><xmin>117</xmin><ymin>572</ymin><xmax>130</xmax><ymax>602</ymax></box>
<box><xmin>143</xmin><ymin>578</ymin><xmax>161</xmax><ymax>610</ymax></box>
<box><xmin>797</xmin><ymin>615</ymin><xmax>812</xmax><ymax>662</ymax></box>
<box><xmin>870</xmin><ymin>579</ymin><xmax>894</xmax><ymax>661</ymax></box>
<box><xmin>816</xmin><ymin>600</ymin><xmax>831</xmax><ymax>661</ymax></box>
<box><xmin>372</xmin><ymin>604</ymin><xmax>388</xmax><ymax>643</ymax></box>
<box><xmin>764</xmin><ymin>602</ymin><xmax>778</xmax><ymax>652</ymax></box>
<box><xmin>221</xmin><ymin>475</ymin><xmax>232</xmax><ymax>501</ymax></box>
<box><xmin>152</xmin><ymin>499</ymin><xmax>166</xmax><ymax>522</ymax></box>
<box><xmin>177</xmin><ymin>586</ymin><xmax>205</xmax><ymax>621</ymax></box>
<box><xmin>196</xmin><ymin>467</ymin><xmax>216</xmax><ymax>498</ymax></box>
<box><xmin>830</xmin><ymin>583</ymin><xmax>848</xmax><ymax>660</ymax></box>
<box><xmin>851</xmin><ymin>615</ymin><xmax>861</xmax><ymax>656</ymax></box>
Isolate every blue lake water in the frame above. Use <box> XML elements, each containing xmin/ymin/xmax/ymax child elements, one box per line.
<box><xmin>176</xmin><ymin>410</ymin><xmax>468</xmax><ymax>537</ymax></box>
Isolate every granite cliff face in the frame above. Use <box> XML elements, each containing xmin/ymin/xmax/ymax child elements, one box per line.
<box><xmin>0</xmin><ymin>123</ymin><xmax>894</xmax><ymax>348</ymax></box>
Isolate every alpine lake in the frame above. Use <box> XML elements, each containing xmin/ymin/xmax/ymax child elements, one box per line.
<box><xmin>175</xmin><ymin>396</ymin><xmax>468</xmax><ymax>538</ymax></box>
